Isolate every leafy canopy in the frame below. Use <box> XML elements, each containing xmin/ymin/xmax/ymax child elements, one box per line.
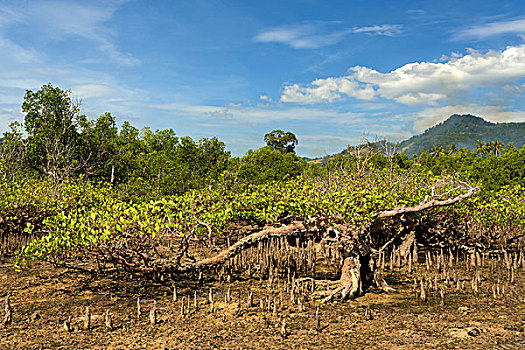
<box><xmin>264</xmin><ymin>130</ymin><xmax>298</xmax><ymax>154</ymax></box>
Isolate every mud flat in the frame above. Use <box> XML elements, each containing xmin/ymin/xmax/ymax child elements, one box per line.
<box><xmin>1</xmin><ymin>255</ymin><xmax>524</xmax><ymax>350</ymax></box>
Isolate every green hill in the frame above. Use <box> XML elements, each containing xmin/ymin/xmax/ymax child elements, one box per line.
<box><xmin>306</xmin><ymin>114</ymin><xmax>525</xmax><ymax>162</ymax></box>
<box><xmin>398</xmin><ymin>114</ymin><xmax>525</xmax><ymax>155</ymax></box>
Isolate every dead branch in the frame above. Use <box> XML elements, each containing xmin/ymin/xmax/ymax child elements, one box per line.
<box><xmin>375</xmin><ymin>185</ymin><xmax>478</xmax><ymax>220</ymax></box>
<box><xmin>177</xmin><ymin>221</ymin><xmax>310</xmax><ymax>272</ymax></box>
<box><xmin>194</xmin><ymin>215</ymin><xmax>214</xmax><ymax>247</ymax></box>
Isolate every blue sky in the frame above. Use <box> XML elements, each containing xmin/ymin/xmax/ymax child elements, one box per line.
<box><xmin>1</xmin><ymin>0</ymin><xmax>525</xmax><ymax>157</ymax></box>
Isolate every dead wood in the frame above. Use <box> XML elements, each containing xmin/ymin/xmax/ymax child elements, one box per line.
<box><xmin>375</xmin><ymin>185</ymin><xmax>477</xmax><ymax>220</ymax></box>
<box><xmin>177</xmin><ymin>221</ymin><xmax>311</xmax><ymax>272</ymax></box>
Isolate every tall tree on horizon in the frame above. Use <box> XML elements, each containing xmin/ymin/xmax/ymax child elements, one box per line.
<box><xmin>22</xmin><ymin>83</ymin><xmax>87</xmax><ymax>181</ymax></box>
<box><xmin>264</xmin><ymin>130</ymin><xmax>298</xmax><ymax>154</ymax></box>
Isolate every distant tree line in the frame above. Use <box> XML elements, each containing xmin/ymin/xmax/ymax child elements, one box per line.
<box><xmin>420</xmin><ymin>142</ymin><xmax>525</xmax><ymax>192</ymax></box>
<box><xmin>0</xmin><ymin>84</ymin><xmax>309</xmax><ymax>197</ymax></box>
<box><xmin>1</xmin><ymin>84</ymin><xmax>523</xmax><ymax>198</ymax></box>
<box><xmin>309</xmin><ymin>138</ymin><xmax>525</xmax><ymax>193</ymax></box>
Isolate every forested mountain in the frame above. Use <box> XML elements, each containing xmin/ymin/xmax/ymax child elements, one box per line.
<box><xmin>398</xmin><ymin>114</ymin><xmax>525</xmax><ymax>155</ymax></box>
<box><xmin>305</xmin><ymin>114</ymin><xmax>525</xmax><ymax>163</ymax></box>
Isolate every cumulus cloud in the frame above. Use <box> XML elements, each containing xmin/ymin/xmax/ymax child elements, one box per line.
<box><xmin>281</xmin><ymin>77</ymin><xmax>375</xmax><ymax>103</ymax></box>
<box><xmin>254</xmin><ymin>22</ymin><xmax>401</xmax><ymax>49</ymax></box>
<box><xmin>281</xmin><ymin>44</ymin><xmax>525</xmax><ymax>105</ymax></box>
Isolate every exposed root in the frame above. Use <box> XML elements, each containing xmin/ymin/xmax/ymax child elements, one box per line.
<box><xmin>315</xmin><ymin>255</ymin><xmax>395</xmax><ymax>303</ymax></box>
<box><xmin>295</xmin><ymin>277</ymin><xmax>339</xmax><ymax>287</ymax></box>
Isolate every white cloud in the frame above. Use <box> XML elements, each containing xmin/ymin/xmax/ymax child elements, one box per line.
<box><xmin>0</xmin><ymin>66</ymin><xmax>144</xmax><ymax>131</ymax></box>
<box><xmin>70</xmin><ymin>83</ymin><xmax>141</xmax><ymax>105</ymax></box>
<box><xmin>0</xmin><ymin>37</ymin><xmax>40</xmax><ymax>64</ymax></box>
<box><xmin>394</xmin><ymin>92</ymin><xmax>446</xmax><ymax>106</ymax></box>
<box><xmin>458</xmin><ymin>17</ymin><xmax>525</xmax><ymax>39</ymax></box>
<box><xmin>254</xmin><ymin>22</ymin><xmax>401</xmax><ymax>49</ymax></box>
<box><xmin>0</xmin><ymin>1</ymin><xmax>144</xmax><ymax>132</ymax></box>
<box><xmin>97</xmin><ymin>41</ymin><xmax>140</xmax><ymax>67</ymax></box>
<box><xmin>281</xmin><ymin>77</ymin><xmax>375</xmax><ymax>103</ymax></box>
<box><xmin>281</xmin><ymin>44</ymin><xmax>525</xmax><ymax>105</ymax></box>
<box><xmin>352</xmin><ymin>24</ymin><xmax>402</xmax><ymax>36</ymax></box>
<box><xmin>70</xmin><ymin>84</ymin><xmax>116</xmax><ymax>99</ymax></box>
<box><xmin>148</xmin><ymin>100</ymin><xmax>369</xmax><ymax>124</ymax></box>
<box><xmin>0</xmin><ymin>107</ymin><xmax>24</xmax><ymax>134</ymax></box>
<box><xmin>0</xmin><ymin>5</ymin><xmax>24</xmax><ymax>27</ymax></box>
<box><xmin>0</xmin><ymin>78</ymin><xmax>45</xmax><ymax>91</ymax></box>
<box><xmin>406</xmin><ymin>9</ymin><xmax>426</xmax><ymax>16</ymax></box>
<box><xmin>253</xmin><ymin>23</ymin><xmax>351</xmax><ymax>49</ymax></box>
<box><xmin>502</xmin><ymin>84</ymin><xmax>524</xmax><ymax>93</ymax></box>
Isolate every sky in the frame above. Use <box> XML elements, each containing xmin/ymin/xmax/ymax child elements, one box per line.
<box><xmin>0</xmin><ymin>0</ymin><xmax>525</xmax><ymax>157</ymax></box>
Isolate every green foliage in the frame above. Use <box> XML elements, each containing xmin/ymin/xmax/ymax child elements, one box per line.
<box><xmin>79</xmin><ymin>112</ymin><xmax>119</xmax><ymax>180</ymax></box>
<box><xmin>0</xmin><ymin>178</ymin><xmax>114</xmax><ymax>263</ymax></box>
<box><xmin>0</xmin><ymin>122</ymin><xmax>27</xmax><ymax>181</ymax></box>
<box><xmin>451</xmin><ymin>185</ymin><xmax>525</xmax><ymax>247</ymax></box>
<box><xmin>22</xmin><ymin>84</ymin><xmax>87</xmax><ymax>180</ymax></box>
<box><xmin>7</xmin><ymin>84</ymin><xmax>232</xmax><ymax>198</ymax></box>
<box><xmin>264</xmin><ymin>129</ymin><xmax>298</xmax><ymax>153</ymax></box>
<box><xmin>417</xmin><ymin>142</ymin><xmax>525</xmax><ymax>191</ymax></box>
<box><xmin>15</xmin><ymin>164</ymin><xmax>452</xmax><ymax>267</ymax></box>
<box><xmin>116</xmin><ymin>133</ymin><xmax>231</xmax><ymax>198</ymax></box>
<box><xmin>236</xmin><ymin>146</ymin><xmax>306</xmax><ymax>184</ymax></box>
<box><xmin>3</xmin><ymin>84</ymin><xmax>525</xmax><ymax>274</ymax></box>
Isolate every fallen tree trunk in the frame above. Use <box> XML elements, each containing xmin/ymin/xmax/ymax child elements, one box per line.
<box><xmin>168</xmin><ymin>183</ymin><xmax>478</xmax><ymax>301</ymax></box>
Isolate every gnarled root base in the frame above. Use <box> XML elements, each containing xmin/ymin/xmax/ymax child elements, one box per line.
<box><xmin>319</xmin><ymin>253</ymin><xmax>394</xmax><ymax>303</ymax></box>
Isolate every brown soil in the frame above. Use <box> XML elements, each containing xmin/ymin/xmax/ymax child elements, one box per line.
<box><xmin>1</xmin><ymin>257</ymin><xmax>524</xmax><ymax>350</ymax></box>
